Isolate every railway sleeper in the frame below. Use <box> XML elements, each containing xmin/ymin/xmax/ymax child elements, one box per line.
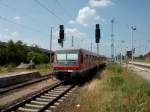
<box><xmin>42</xmin><ymin>95</ymin><xmax>56</xmax><ymax>99</ymax></box>
<box><xmin>55</xmin><ymin>88</ymin><xmax>68</xmax><ymax>91</ymax></box>
<box><xmin>51</xmin><ymin>94</ymin><xmax>60</xmax><ymax>97</ymax></box>
<box><xmin>40</xmin><ymin>95</ymin><xmax>56</xmax><ymax>99</ymax></box>
<box><xmin>17</xmin><ymin>107</ymin><xmax>39</xmax><ymax>112</ymax></box>
<box><xmin>30</xmin><ymin>100</ymin><xmax>49</xmax><ymax>105</ymax></box>
<box><xmin>24</xmin><ymin>103</ymin><xmax>44</xmax><ymax>109</ymax></box>
<box><xmin>44</xmin><ymin>93</ymin><xmax>59</xmax><ymax>96</ymax></box>
<box><xmin>48</xmin><ymin>91</ymin><xmax>63</xmax><ymax>94</ymax></box>
<box><xmin>45</xmin><ymin>110</ymin><xmax>52</xmax><ymax>112</ymax></box>
<box><xmin>47</xmin><ymin>92</ymin><xmax>61</xmax><ymax>95</ymax></box>
<box><xmin>54</xmin><ymin>102</ymin><xmax>60</xmax><ymax>106</ymax></box>
<box><xmin>36</xmin><ymin>98</ymin><xmax>53</xmax><ymax>102</ymax></box>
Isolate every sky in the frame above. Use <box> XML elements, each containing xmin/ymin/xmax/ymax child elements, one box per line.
<box><xmin>0</xmin><ymin>0</ymin><xmax>150</xmax><ymax>57</ymax></box>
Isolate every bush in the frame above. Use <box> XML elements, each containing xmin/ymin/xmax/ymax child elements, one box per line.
<box><xmin>108</xmin><ymin>63</ymin><xmax>124</xmax><ymax>74</ymax></box>
<box><xmin>6</xmin><ymin>64</ymin><xmax>15</xmax><ymax>72</ymax></box>
<box><xmin>0</xmin><ymin>66</ymin><xmax>2</xmax><ymax>72</ymax></box>
<box><xmin>27</xmin><ymin>51</ymin><xmax>49</xmax><ymax>64</ymax></box>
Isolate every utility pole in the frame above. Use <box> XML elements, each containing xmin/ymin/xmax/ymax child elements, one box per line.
<box><xmin>111</xmin><ymin>19</ymin><xmax>114</xmax><ymax>62</ymax></box>
<box><xmin>72</xmin><ymin>36</ymin><xmax>74</xmax><ymax>47</ymax></box>
<box><xmin>120</xmin><ymin>40</ymin><xmax>125</xmax><ymax>64</ymax></box>
<box><xmin>50</xmin><ymin>27</ymin><xmax>52</xmax><ymax>65</ymax></box>
<box><xmin>91</xmin><ymin>41</ymin><xmax>92</xmax><ymax>52</ymax></box>
<box><xmin>131</xmin><ymin>26</ymin><xmax>136</xmax><ymax>64</ymax></box>
<box><xmin>97</xmin><ymin>43</ymin><xmax>99</xmax><ymax>55</ymax></box>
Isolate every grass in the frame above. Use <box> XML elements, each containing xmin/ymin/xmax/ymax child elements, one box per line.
<box><xmin>0</xmin><ymin>64</ymin><xmax>52</xmax><ymax>75</ymax></box>
<box><xmin>35</xmin><ymin>64</ymin><xmax>52</xmax><ymax>74</ymax></box>
<box><xmin>0</xmin><ymin>64</ymin><xmax>15</xmax><ymax>74</ymax></box>
<box><xmin>68</xmin><ymin>63</ymin><xmax>150</xmax><ymax>112</ymax></box>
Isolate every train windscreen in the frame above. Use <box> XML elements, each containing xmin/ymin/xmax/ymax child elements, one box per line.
<box><xmin>56</xmin><ymin>52</ymin><xmax>78</xmax><ymax>66</ymax></box>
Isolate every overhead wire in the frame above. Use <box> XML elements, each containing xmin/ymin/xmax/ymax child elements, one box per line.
<box><xmin>55</xmin><ymin>0</ymin><xmax>73</xmax><ymax>19</ymax></box>
<box><xmin>34</xmin><ymin>0</ymin><xmax>66</xmax><ymax>24</ymax></box>
<box><xmin>0</xmin><ymin>2</ymin><xmax>50</xmax><ymax>30</ymax></box>
<box><xmin>0</xmin><ymin>15</ymin><xmax>46</xmax><ymax>34</ymax></box>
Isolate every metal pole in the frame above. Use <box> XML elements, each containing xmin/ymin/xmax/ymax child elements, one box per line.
<box><xmin>97</xmin><ymin>43</ymin><xmax>99</xmax><ymax>55</ymax></box>
<box><xmin>50</xmin><ymin>27</ymin><xmax>52</xmax><ymax>65</ymax></box>
<box><xmin>111</xmin><ymin>19</ymin><xmax>114</xmax><ymax>61</ymax></box>
<box><xmin>91</xmin><ymin>41</ymin><xmax>92</xmax><ymax>52</ymax></box>
<box><xmin>131</xmin><ymin>28</ymin><xmax>133</xmax><ymax>64</ymax></box>
<box><xmin>72</xmin><ymin>36</ymin><xmax>74</xmax><ymax>47</ymax></box>
<box><xmin>120</xmin><ymin>53</ymin><xmax>122</xmax><ymax>64</ymax></box>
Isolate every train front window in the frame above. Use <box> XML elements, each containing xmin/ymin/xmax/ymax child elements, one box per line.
<box><xmin>67</xmin><ymin>53</ymin><xmax>78</xmax><ymax>60</ymax></box>
<box><xmin>56</xmin><ymin>53</ymin><xmax>78</xmax><ymax>66</ymax></box>
<box><xmin>57</xmin><ymin>54</ymin><xmax>66</xmax><ymax>61</ymax></box>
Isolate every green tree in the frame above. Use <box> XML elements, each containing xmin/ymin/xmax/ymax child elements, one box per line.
<box><xmin>15</xmin><ymin>40</ymin><xmax>29</xmax><ymax>64</ymax></box>
<box><xmin>0</xmin><ymin>42</ymin><xmax>7</xmax><ymax>65</ymax></box>
<box><xmin>27</xmin><ymin>51</ymin><xmax>49</xmax><ymax>64</ymax></box>
<box><xmin>7</xmin><ymin>40</ymin><xmax>17</xmax><ymax>64</ymax></box>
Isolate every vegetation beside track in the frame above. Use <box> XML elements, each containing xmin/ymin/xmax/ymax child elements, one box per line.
<box><xmin>0</xmin><ymin>64</ymin><xmax>52</xmax><ymax>75</ymax></box>
<box><xmin>68</xmin><ymin>63</ymin><xmax>150</xmax><ymax>112</ymax></box>
<box><xmin>0</xmin><ymin>40</ymin><xmax>52</xmax><ymax>75</ymax></box>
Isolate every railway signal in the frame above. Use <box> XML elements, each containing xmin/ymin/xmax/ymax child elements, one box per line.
<box><xmin>58</xmin><ymin>25</ymin><xmax>64</xmax><ymax>48</ymax></box>
<box><xmin>126</xmin><ymin>51</ymin><xmax>132</xmax><ymax>58</ymax></box>
<box><xmin>95</xmin><ymin>24</ymin><xmax>101</xmax><ymax>55</ymax></box>
<box><xmin>95</xmin><ymin>24</ymin><xmax>101</xmax><ymax>43</ymax></box>
<box><xmin>131</xmin><ymin>26</ymin><xmax>136</xmax><ymax>64</ymax></box>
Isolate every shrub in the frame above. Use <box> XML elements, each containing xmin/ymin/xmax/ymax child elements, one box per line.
<box><xmin>108</xmin><ymin>63</ymin><xmax>124</xmax><ymax>74</ymax></box>
<box><xmin>27</xmin><ymin>51</ymin><xmax>49</xmax><ymax>64</ymax></box>
<box><xmin>6</xmin><ymin>64</ymin><xmax>15</xmax><ymax>72</ymax></box>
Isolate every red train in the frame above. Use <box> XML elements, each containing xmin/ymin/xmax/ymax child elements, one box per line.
<box><xmin>52</xmin><ymin>48</ymin><xmax>106</xmax><ymax>79</ymax></box>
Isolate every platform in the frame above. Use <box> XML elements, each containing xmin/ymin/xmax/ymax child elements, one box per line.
<box><xmin>129</xmin><ymin>61</ymin><xmax>150</xmax><ymax>68</ymax></box>
<box><xmin>0</xmin><ymin>71</ymin><xmax>41</xmax><ymax>88</ymax></box>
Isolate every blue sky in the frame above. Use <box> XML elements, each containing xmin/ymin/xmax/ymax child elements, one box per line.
<box><xmin>0</xmin><ymin>0</ymin><xmax>150</xmax><ymax>57</ymax></box>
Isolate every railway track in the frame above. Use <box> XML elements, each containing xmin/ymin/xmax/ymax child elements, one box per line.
<box><xmin>1</xmin><ymin>80</ymin><xmax>76</xmax><ymax>112</ymax></box>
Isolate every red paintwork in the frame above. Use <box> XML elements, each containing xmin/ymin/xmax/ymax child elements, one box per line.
<box><xmin>54</xmin><ymin>66</ymin><xmax>80</xmax><ymax>70</ymax></box>
<box><xmin>53</xmin><ymin>48</ymin><xmax>106</xmax><ymax>72</ymax></box>
<box><xmin>48</xmin><ymin>72</ymin><xmax>53</xmax><ymax>75</ymax></box>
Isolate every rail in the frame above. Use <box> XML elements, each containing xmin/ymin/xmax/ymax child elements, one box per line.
<box><xmin>1</xmin><ymin>80</ymin><xmax>76</xmax><ymax>112</ymax></box>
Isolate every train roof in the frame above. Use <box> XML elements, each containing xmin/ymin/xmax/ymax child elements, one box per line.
<box><xmin>55</xmin><ymin>48</ymin><xmax>105</xmax><ymax>58</ymax></box>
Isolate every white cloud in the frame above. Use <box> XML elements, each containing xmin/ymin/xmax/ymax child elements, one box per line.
<box><xmin>4</xmin><ymin>29</ymin><xmax>9</xmax><ymax>32</ymax></box>
<box><xmin>0</xmin><ymin>31</ymin><xmax>20</xmax><ymax>42</ymax></box>
<box><xmin>74</xmin><ymin>6</ymin><xmax>102</xmax><ymax>26</ymax></box>
<box><xmin>66</xmin><ymin>28</ymin><xmax>86</xmax><ymax>37</ymax></box>
<box><xmin>13</xmin><ymin>16</ymin><xmax>21</xmax><ymax>20</ymax></box>
<box><xmin>11</xmin><ymin>32</ymin><xmax>18</xmax><ymax>37</ymax></box>
<box><xmin>13</xmin><ymin>16</ymin><xmax>21</xmax><ymax>23</ymax></box>
<box><xmin>68</xmin><ymin>20</ymin><xmax>76</xmax><ymax>24</ymax></box>
<box><xmin>89</xmin><ymin>0</ymin><xmax>113</xmax><ymax>8</ymax></box>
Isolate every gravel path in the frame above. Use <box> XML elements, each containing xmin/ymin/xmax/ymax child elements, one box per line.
<box><xmin>127</xmin><ymin>64</ymin><xmax>150</xmax><ymax>81</ymax></box>
<box><xmin>0</xmin><ymin>78</ymin><xmax>57</xmax><ymax>108</ymax></box>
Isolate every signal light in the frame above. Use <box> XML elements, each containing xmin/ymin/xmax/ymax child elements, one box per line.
<box><xmin>58</xmin><ymin>25</ymin><xmax>64</xmax><ymax>48</ymax></box>
<box><xmin>95</xmin><ymin>24</ymin><xmax>101</xmax><ymax>43</ymax></box>
<box><xmin>58</xmin><ymin>38</ymin><xmax>63</xmax><ymax>47</ymax></box>
<box><xmin>59</xmin><ymin>25</ymin><xmax>64</xmax><ymax>40</ymax></box>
